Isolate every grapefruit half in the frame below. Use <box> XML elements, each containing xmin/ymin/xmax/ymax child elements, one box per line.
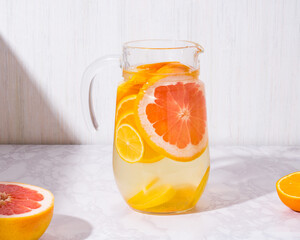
<box><xmin>0</xmin><ymin>182</ymin><xmax>54</xmax><ymax>240</ymax></box>
<box><xmin>134</xmin><ymin>75</ymin><xmax>208</xmax><ymax>161</ymax></box>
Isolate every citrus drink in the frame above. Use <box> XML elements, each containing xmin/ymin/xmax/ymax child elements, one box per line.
<box><xmin>113</xmin><ymin>62</ymin><xmax>210</xmax><ymax>214</ymax></box>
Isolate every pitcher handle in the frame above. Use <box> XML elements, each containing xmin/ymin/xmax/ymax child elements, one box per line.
<box><xmin>81</xmin><ymin>55</ymin><xmax>120</xmax><ymax>131</ymax></box>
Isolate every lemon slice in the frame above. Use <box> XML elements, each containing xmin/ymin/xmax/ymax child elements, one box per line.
<box><xmin>127</xmin><ymin>184</ymin><xmax>175</xmax><ymax>210</ymax></box>
<box><xmin>191</xmin><ymin>166</ymin><xmax>210</xmax><ymax>206</ymax></box>
<box><xmin>146</xmin><ymin>184</ymin><xmax>196</xmax><ymax>213</ymax></box>
<box><xmin>115</xmin><ymin>124</ymin><xmax>144</xmax><ymax>163</ymax></box>
<box><xmin>116</xmin><ymin>112</ymin><xmax>163</xmax><ymax>163</ymax></box>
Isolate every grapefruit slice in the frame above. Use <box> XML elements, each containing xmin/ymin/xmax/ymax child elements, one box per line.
<box><xmin>135</xmin><ymin>76</ymin><xmax>208</xmax><ymax>161</ymax></box>
<box><xmin>0</xmin><ymin>182</ymin><xmax>54</xmax><ymax>240</ymax></box>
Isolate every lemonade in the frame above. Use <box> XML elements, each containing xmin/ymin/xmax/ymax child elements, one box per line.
<box><xmin>113</xmin><ymin>62</ymin><xmax>210</xmax><ymax>213</ymax></box>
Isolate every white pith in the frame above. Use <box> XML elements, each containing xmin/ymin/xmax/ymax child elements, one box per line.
<box><xmin>0</xmin><ymin>182</ymin><xmax>54</xmax><ymax>218</ymax></box>
<box><xmin>137</xmin><ymin>76</ymin><xmax>208</xmax><ymax>158</ymax></box>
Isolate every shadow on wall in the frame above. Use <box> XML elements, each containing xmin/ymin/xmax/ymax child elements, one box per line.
<box><xmin>0</xmin><ymin>35</ymin><xmax>77</xmax><ymax>144</ymax></box>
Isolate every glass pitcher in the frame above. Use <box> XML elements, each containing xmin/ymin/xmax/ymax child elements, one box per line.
<box><xmin>82</xmin><ymin>40</ymin><xmax>210</xmax><ymax>214</ymax></box>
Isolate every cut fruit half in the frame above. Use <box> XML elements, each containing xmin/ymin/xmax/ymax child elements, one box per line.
<box><xmin>135</xmin><ymin>75</ymin><xmax>208</xmax><ymax>161</ymax></box>
<box><xmin>115</xmin><ymin>123</ymin><xmax>144</xmax><ymax>163</ymax></box>
<box><xmin>276</xmin><ymin>172</ymin><xmax>300</xmax><ymax>212</ymax></box>
<box><xmin>0</xmin><ymin>182</ymin><xmax>54</xmax><ymax>240</ymax></box>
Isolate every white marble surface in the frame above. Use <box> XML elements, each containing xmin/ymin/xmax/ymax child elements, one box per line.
<box><xmin>0</xmin><ymin>145</ymin><xmax>299</xmax><ymax>240</ymax></box>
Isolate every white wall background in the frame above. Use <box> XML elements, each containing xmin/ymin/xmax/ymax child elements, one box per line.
<box><xmin>0</xmin><ymin>0</ymin><xmax>299</xmax><ymax>145</ymax></box>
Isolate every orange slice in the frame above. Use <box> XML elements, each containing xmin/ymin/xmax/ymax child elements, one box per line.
<box><xmin>116</xmin><ymin>94</ymin><xmax>137</xmax><ymax>120</ymax></box>
<box><xmin>115</xmin><ymin>124</ymin><xmax>144</xmax><ymax>163</ymax></box>
<box><xmin>276</xmin><ymin>172</ymin><xmax>300</xmax><ymax>212</ymax></box>
<box><xmin>117</xmin><ymin>62</ymin><xmax>181</xmax><ymax>104</ymax></box>
<box><xmin>156</xmin><ymin>62</ymin><xmax>192</xmax><ymax>74</ymax></box>
<box><xmin>136</xmin><ymin>61</ymin><xmax>179</xmax><ymax>72</ymax></box>
<box><xmin>117</xmin><ymin>73</ymin><xmax>147</xmax><ymax>104</ymax></box>
<box><xmin>0</xmin><ymin>182</ymin><xmax>54</xmax><ymax>240</ymax></box>
<box><xmin>116</xmin><ymin>111</ymin><xmax>136</xmax><ymax>128</ymax></box>
<box><xmin>134</xmin><ymin>76</ymin><xmax>208</xmax><ymax>161</ymax></box>
<box><xmin>116</xmin><ymin>112</ymin><xmax>163</xmax><ymax>163</ymax></box>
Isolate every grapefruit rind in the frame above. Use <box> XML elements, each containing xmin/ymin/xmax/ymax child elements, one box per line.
<box><xmin>0</xmin><ymin>182</ymin><xmax>54</xmax><ymax>240</ymax></box>
<box><xmin>134</xmin><ymin>75</ymin><xmax>208</xmax><ymax>162</ymax></box>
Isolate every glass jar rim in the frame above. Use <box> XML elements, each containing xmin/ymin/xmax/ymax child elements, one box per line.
<box><xmin>123</xmin><ymin>39</ymin><xmax>204</xmax><ymax>52</ymax></box>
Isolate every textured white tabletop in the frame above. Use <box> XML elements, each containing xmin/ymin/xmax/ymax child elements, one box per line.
<box><xmin>0</xmin><ymin>145</ymin><xmax>299</xmax><ymax>240</ymax></box>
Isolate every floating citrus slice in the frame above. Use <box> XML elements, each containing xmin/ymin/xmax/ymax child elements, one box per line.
<box><xmin>135</xmin><ymin>76</ymin><xmax>208</xmax><ymax>161</ymax></box>
<box><xmin>156</xmin><ymin>62</ymin><xmax>191</xmax><ymax>74</ymax></box>
<box><xmin>127</xmin><ymin>177</ymin><xmax>160</xmax><ymax>203</ymax></box>
<box><xmin>146</xmin><ymin>184</ymin><xmax>196</xmax><ymax>213</ymax></box>
<box><xmin>116</xmin><ymin>94</ymin><xmax>137</xmax><ymax>119</ymax></box>
<box><xmin>117</xmin><ymin>62</ymin><xmax>182</xmax><ymax>104</ymax></box>
<box><xmin>0</xmin><ymin>182</ymin><xmax>54</xmax><ymax>240</ymax></box>
<box><xmin>127</xmin><ymin>184</ymin><xmax>175</xmax><ymax>210</ymax></box>
<box><xmin>276</xmin><ymin>172</ymin><xmax>300</xmax><ymax>212</ymax></box>
<box><xmin>191</xmin><ymin>166</ymin><xmax>210</xmax><ymax>206</ymax></box>
<box><xmin>116</xmin><ymin>111</ymin><xmax>136</xmax><ymax>128</ymax></box>
<box><xmin>116</xmin><ymin>112</ymin><xmax>163</xmax><ymax>163</ymax></box>
<box><xmin>137</xmin><ymin>61</ymin><xmax>179</xmax><ymax>72</ymax></box>
<box><xmin>146</xmin><ymin>167</ymin><xmax>210</xmax><ymax>213</ymax></box>
<box><xmin>117</xmin><ymin>74</ymin><xmax>146</xmax><ymax>104</ymax></box>
<box><xmin>115</xmin><ymin>123</ymin><xmax>144</xmax><ymax>163</ymax></box>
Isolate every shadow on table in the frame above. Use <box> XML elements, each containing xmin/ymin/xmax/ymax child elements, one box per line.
<box><xmin>193</xmin><ymin>147</ymin><xmax>299</xmax><ymax>213</ymax></box>
<box><xmin>41</xmin><ymin>214</ymin><xmax>93</xmax><ymax>240</ymax></box>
